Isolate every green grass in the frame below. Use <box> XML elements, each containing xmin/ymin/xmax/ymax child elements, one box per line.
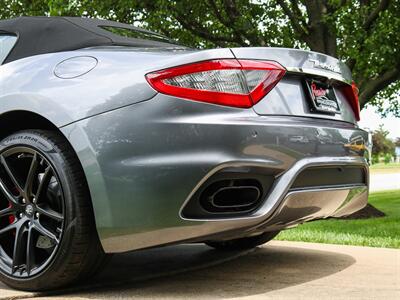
<box><xmin>276</xmin><ymin>190</ymin><xmax>400</xmax><ymax>248</ymax></box>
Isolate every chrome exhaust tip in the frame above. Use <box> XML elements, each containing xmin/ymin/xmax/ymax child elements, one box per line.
<box><xmin>200</xmin><ymin>179</ymin><xmax>263</xmax><ymax>213</ymax></box>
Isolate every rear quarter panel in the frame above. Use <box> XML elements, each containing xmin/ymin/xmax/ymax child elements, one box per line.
<box><xmin>0</xmin><ymin>47</ymin><xmax>234</xmax><ymax>126</ymax></box>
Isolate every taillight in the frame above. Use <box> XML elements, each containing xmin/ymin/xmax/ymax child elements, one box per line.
<box><xmin>145</xmin><ymin>59</ymin><xmax>286</xmax><ymax>108</ymax></box>
<box><xmin>343</xmin><ymin>81</ymin><xmax>360</xmax><ymax>121</ymax></box>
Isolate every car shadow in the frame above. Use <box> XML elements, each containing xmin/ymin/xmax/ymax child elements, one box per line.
<box><xmin>38</xmin><ymin>242</ymin><xmax>356</xmax><ymax>299</ymax></box>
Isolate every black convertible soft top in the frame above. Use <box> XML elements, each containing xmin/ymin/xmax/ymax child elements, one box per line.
<box><xmin>0</xmin><ymin>16</ymin><xmax>179</xmax><ymax>64</ymax></box>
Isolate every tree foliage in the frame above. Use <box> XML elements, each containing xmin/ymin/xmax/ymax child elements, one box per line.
<box><xmin>395</xmin><ymin>137</ymin><xmax>400</xmax><ymax>147</ymax></box>
<box><xmin>1</xmin><ymin>0</ymin><xmax>399</xmax><ymax>116</ymax></box>
<box><xmin>371</xmin><ymin>125</ymin><xmax>395</xmax><ymax>156</ymax></box>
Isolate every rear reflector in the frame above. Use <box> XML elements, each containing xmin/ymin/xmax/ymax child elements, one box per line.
<box><xmin>145</xmin><ymin>59</ymin><xmax>286</xmax><ymax>108</ymax></box>
<box><xmin>343</xmin><ymin>81</ymin><xmax>360</xmax><ymax>121</ymax></box>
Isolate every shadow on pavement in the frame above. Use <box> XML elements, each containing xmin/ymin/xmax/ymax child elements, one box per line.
<box><xmin>36</xmin><ymin>243</ymin><xmax>355</xmax><ymax>299</ymax></box>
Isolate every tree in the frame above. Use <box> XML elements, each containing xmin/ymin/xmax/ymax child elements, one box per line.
<box><xmin>1</xmin><ymin>0</ymin><xmax>400</xmax><ymax>116</ymax></box>
<box><xmin>371</xmin><ymin>124</ymin><xmax>395</xmax><ymax>156</ymax></box>
<box><xmin>395</xmin><ymin>137</ymin><xmax>400</xmax><ymax>147</ymax></box>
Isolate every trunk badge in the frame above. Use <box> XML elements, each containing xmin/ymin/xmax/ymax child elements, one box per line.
<box><xmin>309</xmin><ymin>59</ymin><xmax>341</xmax><ymax>74</ymax></box>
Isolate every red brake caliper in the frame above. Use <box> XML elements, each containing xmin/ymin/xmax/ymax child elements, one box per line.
<box><xmin>8</xmin><ymin>203</ymin><xmax>15</xmax><ymax>224</ymax></box>
<box><xmin>8</xmin><ymin>186</ymin><xmax>19</xmax><ymax>224</ymax></box>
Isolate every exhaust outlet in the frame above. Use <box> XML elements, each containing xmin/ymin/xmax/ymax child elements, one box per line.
<box><xmin>182</xmin><ymin>170</ymin><xmax>276</xmax><ymax>219</ymax></box>
<box><xmin>200</xmin><ymin>179</ymin><xmax>263</xmax><ymax>213</ymax></box>
<box><xmin>210</xmin><ymin>186</ymin><xmax>261</xmax><ymax>209</ymax></box>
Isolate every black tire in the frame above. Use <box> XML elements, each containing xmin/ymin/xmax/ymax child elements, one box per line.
<box><xmin>205</xmin><ymin>231</ymin><xmax>280</xmax><ymax>250</ymax></box>
<box><xmin>0</xmin><ymin>130</ymin><xmax>107</xmax><ymax>291</ymax></box>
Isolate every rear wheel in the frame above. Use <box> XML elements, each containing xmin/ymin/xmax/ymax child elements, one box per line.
<box><xmin>0</xmin><ymin>130</ymin><xmax>106</xmax><ymax>291</ymax></box>
<box><xmin>206</xmin><ymin>231</ymin><xmax>280</xmax><ymax>250</ymax></box>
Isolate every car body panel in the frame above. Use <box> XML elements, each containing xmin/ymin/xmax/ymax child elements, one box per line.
<box><xmin>230</xmin><ymin>47</ymin><xmax>356</xmax><ymax>122</ymax></box>
<box><xmin>61</xmin><ymin>94</ymin><xmax>369</xmax><ymax>253</ymax></box>
<box><xmin>231</xmin><ymin>47</ymin><xmax>352</xmax><ymax>82</ymax></box>
<box><xmin>0</xmin><ymin>47</ymin><xmax>234</xmax><ymax>126</ymax></box>
<box><xmin>0</xmin><ymin>45</ymin><xmax>370</xmax><ymax>254</ymax></box>
<box><xmin>252</xmin><ymin>77</ymin><xmax>356</xmax><ymax>123</ymax></box>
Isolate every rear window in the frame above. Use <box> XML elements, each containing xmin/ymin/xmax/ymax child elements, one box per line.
<box><xmin>100</xmin><ymin>26</ymin><xmax>175</xmax><ymax>44</ymax></box>
<box><xmin>0</xmin><ymin>35</ymin><xmax>17</xmax><ymax>64</ymax></box>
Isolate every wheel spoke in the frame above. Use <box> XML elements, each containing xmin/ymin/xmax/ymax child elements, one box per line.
<box><xmin>0</xmin><ymin>147</ymin><xmax>65</xmax><ymax>278</ymax></box>
<box><xmin>0</xmin><ymin>155</ymin><xmax>24</xmax><ymax>196</ymax></box>
<box><xmin>33</xmin><ymin>221</ymin><xmax>59</xmax><ymax>244</ymax></box>
<box><xmin>24</xmin><ymin>152</ymin><xmax>38</xmax><ymax>200</ymax></box>
<box><xmin>36</xmin><ymin>206</ymin><xmax>63</xmax><ymax>222</ymax></box>
<box><xmin>12</xmin><ymin>223</ymin><xmax>26</xmax><ymax>274</ymax></box>
<box><xmin>0</xmin><ymin>176</ymin><xmax>19</xmax><ymax>205</ymax></box>
<box><xmin>0</xmin><ymin>246</ymin><xmax>12</xmax><ymax>266</ymax></box>
<box><xmin>0</xmin><ymin>222</ymin><xmax>16</xmax><ymax>236</ymax></box>
<box><xmin>26</xmin><ymin>227</ymin><xmax>35</xmax><ymax>275</ymax></box>
<box><xmin>0</xmin><ymin>206</ymin><xmax>14</xmax><ymax>218</ymax></box>
<box><xmin>35</xmin><ymin>166</ymin><xmax>52</xmax><ymax>203</ymax></box>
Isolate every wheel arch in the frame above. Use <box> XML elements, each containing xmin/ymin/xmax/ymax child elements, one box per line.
<box><xmin>0</xmin><ymin>110</ymin><xmax>101</xmax><ymax>238</ymax></box>
<box><xmin>0</xmin><ymin>110</ymin><xmax>61</xmax><ymax>140</ymax></box>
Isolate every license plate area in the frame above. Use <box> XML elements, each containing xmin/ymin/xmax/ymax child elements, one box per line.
<box><xmin>305</xmin><ymin>79</ymin><xmax>340</xmax><ymax>114</ymax></box>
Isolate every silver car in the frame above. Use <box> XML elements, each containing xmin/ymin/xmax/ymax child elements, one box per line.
<box><xmin>0</xmin><ymin>16</ymin><xmax>369</xmax><ymax>291</ymax></box>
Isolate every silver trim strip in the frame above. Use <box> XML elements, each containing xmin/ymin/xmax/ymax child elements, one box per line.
<box><xmin>255</xmin><ymin>184</ymin><xmax>368</xmax><ymax>229</ymax></box>
<box><xmin>283</xmin><ymin>184</ymin><xmax>367</xmax><ymax>197</ymax></box>
<box><xmin>286</xmin><ymin>67</ymin><xmax>352</xmax><ymax>84</ymax></box>
<box><xmin>180</xmin><ymin>156</ymin><xmax>368</xmax><ymax>222</ymax></box>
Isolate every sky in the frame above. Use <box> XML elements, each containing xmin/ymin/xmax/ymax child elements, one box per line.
<box><xmin>359</xmin><ymin>106</ymin><xmax>400</xmax><ymax>140</ymax></box>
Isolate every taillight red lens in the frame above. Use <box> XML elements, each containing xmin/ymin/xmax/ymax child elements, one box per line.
<box><xmin>145</xmin><ymin>59</ymin><xmax>286</xmax><ymax>108</ymax></box>
<box><xmin>343</xmin><ymin>81</ymin><xmax>360</xmax><ymax>121</ymax></box>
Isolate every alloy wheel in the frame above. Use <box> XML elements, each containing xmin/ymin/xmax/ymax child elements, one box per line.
<box><xmin>0</xmin><ymin>146</ymin><xmax>64</xmax><ymax>278</ymax></box>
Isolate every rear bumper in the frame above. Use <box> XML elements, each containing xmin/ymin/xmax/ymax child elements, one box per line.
<box><xmin>267</xmin><ymin>185</ymin><xmax>367</xmax><ymax>228</ymax></box>
<box><xmin>61</xmin><ymin>94</ymin><xmax>370</xmax><ymax>253</ymax></box>
<box><xmin>179</xmin><ymin>156</ymin><xmax>368</xmax><ymax>241</ymax></box>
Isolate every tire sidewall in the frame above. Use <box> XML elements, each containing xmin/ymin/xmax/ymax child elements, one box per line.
<box><xmin>0</xmin><ymin>131</ymin><xmax>79</xmax><ymax>289</ymax></box>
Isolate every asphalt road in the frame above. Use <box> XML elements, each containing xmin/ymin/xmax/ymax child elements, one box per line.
<box><xmin>1</xmin><ymin>241</ymin><xmax>399</xmax><ymax>300</ymax></box>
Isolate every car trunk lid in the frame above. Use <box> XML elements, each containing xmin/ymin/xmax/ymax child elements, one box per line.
<box><xmin>230</xmin><ymin>47</ymin><xmax>359</xmax><ymax>123</ymax></box>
